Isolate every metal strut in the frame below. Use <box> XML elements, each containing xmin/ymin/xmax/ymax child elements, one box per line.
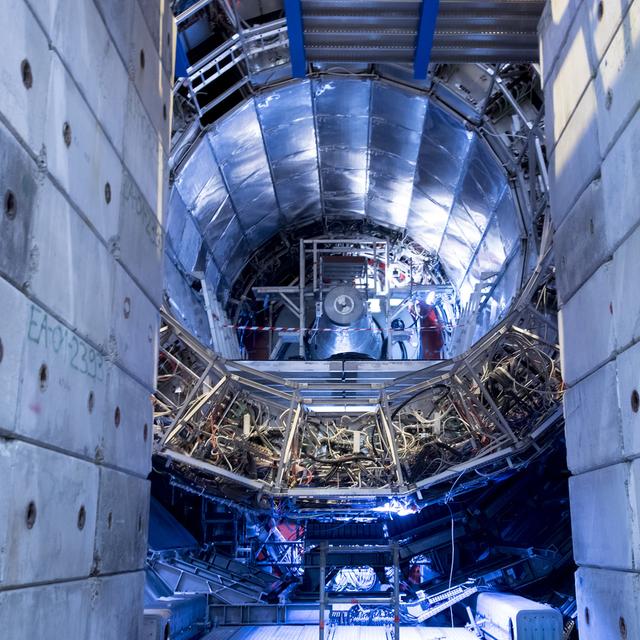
<box><xmin>414</xmin><ymin>0</ymin><xmax>441</xmax><ymax>79</ymax></box>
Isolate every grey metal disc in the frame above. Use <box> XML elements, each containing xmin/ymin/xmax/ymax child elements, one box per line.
<box><xmin>323</xmin><ymin>286</ymin><xmax>366</xmax><ymax>326</ymax></box>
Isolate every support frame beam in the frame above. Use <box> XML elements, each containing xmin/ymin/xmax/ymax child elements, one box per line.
<box><xmin>284</xmin><ymin>0</ymin><xmax>307</xmax><ymax>78</ymax></box>
<box><xmin>414</xmin><ymin>0</ymin><xmax>440</xmax><ymax>79</ymax></box>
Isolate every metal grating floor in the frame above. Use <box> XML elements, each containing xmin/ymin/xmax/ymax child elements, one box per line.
<box><xmin>201</xmin><ymin>626</ymin><xmax>477</xmax><ymax>640</ymax></box>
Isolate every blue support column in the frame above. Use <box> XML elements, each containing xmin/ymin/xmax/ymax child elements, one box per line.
<box><xmin>175</xmin><ymin>34</ymin><xmax>190</xmax><ymax>79</ymax></box>
<box><xmin>414</xmin><ymin>0</ymin><xmax>440</xmax><ymax>80</ymax></box>
<box><xmin>284</xmin><ymin>0</ymin><xmax>307</xmax><ymax>78</ymax></box>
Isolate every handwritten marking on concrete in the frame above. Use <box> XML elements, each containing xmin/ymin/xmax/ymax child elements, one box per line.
<box><xmin>27</xmin><ymin>305</ymin><xmax>105</xmax><ymax>381</ymax></box>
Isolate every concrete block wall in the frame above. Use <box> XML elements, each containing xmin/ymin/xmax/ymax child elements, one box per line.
<box><xmin>0</xmin><ymin>1</ymin><xmax>173</xmax><ymax>637</ymax></box>
<box><xmin>540</xmin><ymin>0</ymin><xmax>640</xmax><ymax>637</ymax></box>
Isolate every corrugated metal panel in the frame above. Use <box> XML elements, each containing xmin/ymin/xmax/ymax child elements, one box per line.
<box><xmin>300</xmin><ymin>0</ymin><xmax>544</xmax><ymax>64</ymax></box>
<box><xmin>367</xmin><ymin>82</ymin><xmax>426</xmax><ymax>228</ymax></box>
<box><xmin>209</xmin><ymin>101</ymin><xmax>279</xmax><ymax>244</ymax></box>
<box><xmin>314</xmin><ymin>77</ymin><xmax>371</xmax><ymax>217</ymax></box>
<box><xmin>256</xmin><ymin>80</ymin><xmax>322</xmax><ymax>224</ymax></box>
<box><xmin>167</xmin><ymin>77</ymin><xmax>523</xmax><ymax>326</ymax></box>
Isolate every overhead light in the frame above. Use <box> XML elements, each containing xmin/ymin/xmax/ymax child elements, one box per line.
<box><xmin>373</xmin><ymin>499</ymin><xmax>417</xmax><ymax>517</ymax></box>
<box><xmin>306</xmin><ymin>404</ymin><xmax>379</xmax><ymax>413</ymax></box>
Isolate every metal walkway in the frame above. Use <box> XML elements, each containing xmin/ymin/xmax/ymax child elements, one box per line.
<box><xmin>149</xmin><ymin>551</ymin><xmax>280</xmax><ymax>605</ymax></box>
<box><xmin>225</xmin><ymin>359</ymin><xmax>451</xmax><ymax>405</ymax></box>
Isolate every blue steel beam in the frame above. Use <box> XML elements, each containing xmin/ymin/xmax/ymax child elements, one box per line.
<box><xmin>284</xmin><ymin>0</ymin><xmax>307</xmax><ymax>78</ymax></box>
<box><xmin>174</xmin><ymin>34</ymin><xmax>190</xmax><ymax>80</ymax></box>
<box><xmin>414</xmin><ymin>0</ymin><xmax>440</xmax><ymax>80</ymax></box>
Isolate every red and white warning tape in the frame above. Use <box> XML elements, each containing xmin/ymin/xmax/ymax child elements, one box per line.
<box><xmin>223</xmin><ymin>325</ymin><xmax>383</xmax><ymax>333</ymax></box>
<box><xmin>223</xmin><ymin>325</ymin><xmax>450</xmax><ymax>333</ymax></box>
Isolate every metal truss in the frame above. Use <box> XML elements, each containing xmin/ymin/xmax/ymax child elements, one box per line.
<box><xmin>153</xmin><ymin>260</ymin><xmax>561</xmax><ymax>504</ymax></box>
<box><xmin>161</xmin><ymin>39</ymin><xmax>553</xmax><ymax>508</ymax></box>
<box><xmin>179</xmin><ymin>17</ymin><xmax>290</xmax><ymax>119</ymax></box>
